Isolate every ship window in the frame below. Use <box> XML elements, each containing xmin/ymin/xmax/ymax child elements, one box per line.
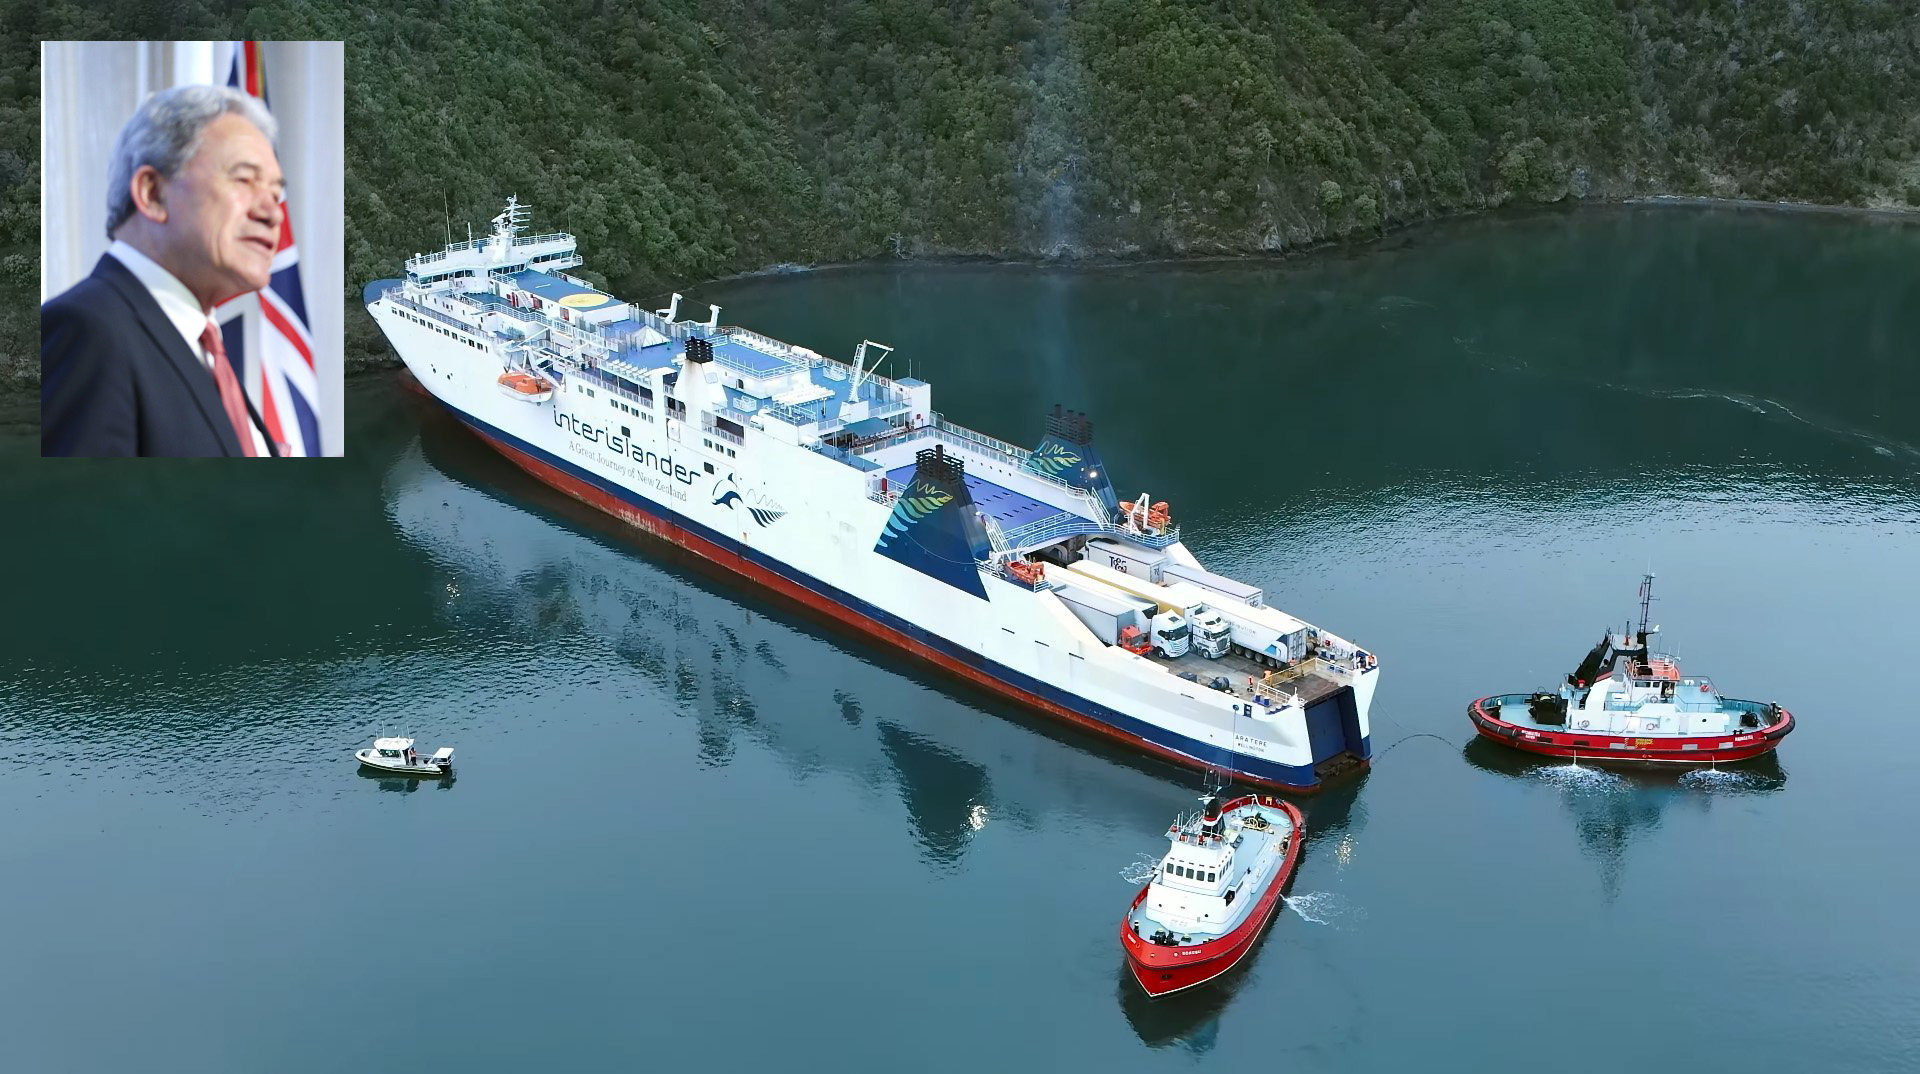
<box><xmin>1182</xmin><ymin>867</ymin><xmax>1194</xmax><ymax>879</ymax></box>
<box><xmin>621</xmin><ymin>427</ymin><xmax>630</xmax><ymax>438</ymax></box>
<box><xmin>1164</xmin><ymin>864</ymin><xmax>1173</xmax><ymax>875</ymax></box>
<box><xmin>1206</xmin><ymin>872</ymin><xmax>1216</xmax><ymax>883</ymax></box>
<box><xmin>704</xmin><ymin>462</ymin><xmax>714</xmax><ymax>474</ymax></box>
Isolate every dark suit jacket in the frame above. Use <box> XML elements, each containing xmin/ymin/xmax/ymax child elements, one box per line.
<box><xmin>41</xmin><ymin>254</ymin><xmax>277</xmax><ymax>457</ymax></box>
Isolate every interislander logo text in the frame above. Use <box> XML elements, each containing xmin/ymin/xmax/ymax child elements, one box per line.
<box><xmin>554</xmin><ymin>411</ymin><xmax>695</xmax><ymax>485</ymax></box>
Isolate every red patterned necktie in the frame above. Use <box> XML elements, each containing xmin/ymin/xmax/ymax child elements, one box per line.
<box><xmin>198</xmin><ymin>321</ymin><xmax>259</xmax><ymax>457</ymax></box>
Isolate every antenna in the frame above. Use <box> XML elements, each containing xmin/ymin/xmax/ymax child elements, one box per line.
<box><xmin>443</xmin><ymin>190</ymin><xmax>451</xmax><ymax>246</ymax></box>
<box><xmin>850</xmin><ymin>340</ymin><xmax>894</xmax><ymax>396</ymax></box>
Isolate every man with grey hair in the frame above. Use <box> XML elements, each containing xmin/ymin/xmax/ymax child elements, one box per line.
<box><xmin>42</xmin><ymin>84</ymin><xmax>287</xmax><ymax>456</ymax></box>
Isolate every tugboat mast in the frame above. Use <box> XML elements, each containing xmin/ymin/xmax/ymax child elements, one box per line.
<box><xmin>1636</xmin><ymin>571</ymin><xmax>1657</xmax><ymax>642</ymax></box>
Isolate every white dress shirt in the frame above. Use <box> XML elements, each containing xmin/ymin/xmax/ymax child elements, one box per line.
<box><xmin>106</xmin><ymin>240</ymin><xmax>272</xmax><ymax>456</ymax></box>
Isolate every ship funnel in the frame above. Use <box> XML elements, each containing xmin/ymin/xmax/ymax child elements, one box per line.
<box><xmin>1026</xmin><ymin>403</ymin><xmax>1119</xmax><ymax>517</ymax></box>
<box><xmin>871</xmin><ymin>444</ymin><xmax>992</xmax><ymax>599</ymax></box>
<box><xmin>1200</xmin><ymin>795</ymin><xmax>1224</xmax><ymax>837</ymax></box>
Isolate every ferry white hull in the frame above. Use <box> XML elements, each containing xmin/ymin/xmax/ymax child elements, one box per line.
<box><xmin>366</xmin><ymin>251</ymin><xmax>1376</xmax><ymax>791</ymax></box>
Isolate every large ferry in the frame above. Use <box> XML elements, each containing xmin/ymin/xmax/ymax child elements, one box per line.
<box><xmin>364</xmin><ymin>198</ymin><xmax>1380</xmax><ymax>790</ymax></box>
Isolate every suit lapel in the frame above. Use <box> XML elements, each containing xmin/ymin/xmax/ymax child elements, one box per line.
<box><xmin>93</xmin><ymin>254</ymin><xmax>242</xmax><ymax>456</ymax></box>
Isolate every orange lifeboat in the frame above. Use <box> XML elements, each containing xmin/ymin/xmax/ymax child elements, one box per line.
<box><xmin>497</xmin><ymin>371</ymin><xmax>554</xmax><ymax>403</ymax></box>
<box><xmin>1005</xmin><ymin>560</ymin><xmax>1044</xmax><ymax>588</ymax></box>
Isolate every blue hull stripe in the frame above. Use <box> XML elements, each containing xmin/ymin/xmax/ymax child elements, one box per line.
<box><xmin>446</xmin><ymin>404</ymin><xmax>1367</xmax><ymax>788</ymax></box>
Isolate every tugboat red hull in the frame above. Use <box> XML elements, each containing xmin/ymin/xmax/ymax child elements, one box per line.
<box><xmin>1468</xmin><ymin>697</ymin><xmax>1793</xmax><ymax>765</ymax></box>
<box><xmin>1120</xmin><ymin>797</ymin><xmax>1304</xmax><ymax>998</ymax></box>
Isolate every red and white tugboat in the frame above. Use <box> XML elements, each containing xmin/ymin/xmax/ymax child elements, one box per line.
<box><xmin>1469</xmin><ymin>573</ymin><xmax>1793</xmax><ymax>765</ymax></box>
<box><xmin>1120</xmin><ymin>793</ymin><xmax>1305</xmax><ymax>997</ymax></box>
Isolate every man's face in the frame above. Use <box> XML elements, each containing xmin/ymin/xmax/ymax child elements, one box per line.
<box><xmin>156</xmin><ymin>113</ymin><xmax>284</xmax><ymax>306</ymax></box>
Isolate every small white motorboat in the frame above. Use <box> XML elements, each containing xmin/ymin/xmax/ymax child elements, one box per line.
<box><xmin>355</xmin><ymin>736</ymin><xmax>454</xmax><ymax>776</ymax></box>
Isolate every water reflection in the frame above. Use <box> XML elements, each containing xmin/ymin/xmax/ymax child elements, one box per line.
<box><xmin>386</xmin><ymin>423</ymin><xmax>1194</xmax><ymax>864</ymax></box>
<box><xmin>1461</xmin><ymin>738</ymin><xmax>1785</xmax><ymax>899</ymax></box>
<box><xmin>355</xmin><ymin>768</ymin><xmax>455</xmax><ymax>793</ymax></box>
<box><xmin>876</xmin><ymin>721</ymin><xmax>991</xmax><ymax>868</ymax></box>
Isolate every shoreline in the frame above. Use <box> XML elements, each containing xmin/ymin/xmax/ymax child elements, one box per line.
<box><xmin>641</xmin><ymin>193</ymin><xmax>1920</xmax><ymax>301</ymax></box>
<box><xmin>6</xmin><ymin>195</ymin><xmax>1916</xmax><ymax>400</ymax></box>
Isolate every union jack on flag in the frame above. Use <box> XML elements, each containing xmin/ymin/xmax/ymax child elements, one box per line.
<box><xmin>213</xmin><ymin>41</ymin><xmax>317</xmax><ymax>457</ymax></box>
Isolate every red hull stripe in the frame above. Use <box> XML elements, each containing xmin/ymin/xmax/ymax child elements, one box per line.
<box><xmin>441</xmin><ymin>402</ymin><xmax>1354</xmax><ymax>791</ymax></box>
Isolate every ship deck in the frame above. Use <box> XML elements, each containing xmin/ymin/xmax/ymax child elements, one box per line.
<box><xmin>1152</xmin><ymin>648</ymin><xmax>1345</xmax><ymax>705</ymax></box>
<box><xmin>503</xmin><ymin>268</ymin><xmax>617</xmax><ymax>311</ymax></box>
<box><xmin>884</xmin><ymin>463</ymin><xmax>1095</xmax><ymax>534</ymax></box>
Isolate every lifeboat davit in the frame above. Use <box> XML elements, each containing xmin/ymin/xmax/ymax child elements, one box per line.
<box><xmin>497</xmin><ymin>371</ymin><xmax>554</xmax><ymax>403</ymax></box>
<box><xmin>1121</xmin><ymin>794</ymin><xmax>1304</xmax><ymax>997</ymax></box>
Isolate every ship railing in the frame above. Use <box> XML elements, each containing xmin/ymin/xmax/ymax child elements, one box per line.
<box><xmin>762</xmin><ymin>401</ymin><xmax>825</xmax><ymax>427</ymax></box>
<box><xmin>980</xmin><ymin>515</ymin><xmax>1010</xmax><ymax>558</ymax></box>
<box><xmin>404</xmin><ymin>232</ymin><xmax>575</xmax><ymax>273</ymax></box>
<box><xmin>723</xmin><ymin>332</ymin><xmax>900</xmax><ymax>389</ymax></box>
<box><xmin>809</xmin><ymin>442</ymin><xmax>882</xmax><ymax>471</ymax></box>
<box><xmin>840</xmin><ymin>419</ymin><xmax>1119</xmax><ymax>531</ymax></box>
<box><xmin>977</xmin><ymin>558</ymin><xmax>1053</xmax><ymax>592</ymax></box>
<box><xmin>1260</xmin><ymin>656</ymin><xmax>1353</xmax><ymax>688</ymax></box>
<box><xmin>864</xmin><ymin>471</ymin><xmax>903</xmax><ymax>505</ymax></box>
<box><xmin>934</xmin><ymin>416</ymin><xmax>1031</xmax><ymax>464</ymax></box>
<box><xmin>1107</xmin><ymin>523</ymin><xmax>1183</xmax><ymax>550</ymax></box>
<box><xmin>485</xmin><ymin>274</ymin><xmax>612</xmax><ymax>349</ymax></box>
<box><xmin>1250</xmin><ymin>675</ymin><xmax>1306</xmax><ymax>711</ymax></box>
<box><xmin>405</xmin><ymin>238</ymin><xmax>487</xmax><ymax>271</ymax></box>
<box><xmin>709</xmin><ymin>346</ymin><xmax>800</xmax><ymax>382</ymax></box>
<box><xmin>713</xmin><ymin>326</ymin><xmax>809</xmax><ymax>369</ymax></box>
<box><xmin>702</xmin><ymin>420</ymin><xmax>745</xmax><ymax>447</ymax></box>
<box><xmin>387</xmin><ymin>293</ymin><xmax>482</xmax><ymax>336</ymax></box>
<box><xmin>998</xmin><ymin>512</ymin><xmax>1095</xmax><ymax>549</ymax></box>
<box><xmin>930</xmin><ymin>415</ymin><xmax>1126</xmax><ymax>511</ymax></box>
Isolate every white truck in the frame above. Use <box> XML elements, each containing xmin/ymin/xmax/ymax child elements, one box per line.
<box><xmin>1065</xmin><ymin>559</ymin><xmax>1230</xmax><ymax>659</ymax></box>
<box><xmin>1052</xmin><ymin>574</ymin><xmax>1189</xmax><ymax>658</ymax></box>
<box><xmin>1208</xmin><ymin>601</ymin><xmax>1313</xmax><ymax>668</ymax></box>
<box><xmin>1084</xmin><ymin>538</ymin><xmax>1169</xmax><ymax>583</ymax></box>
<box><xmin>1054</xmin><ymin>583</ymin><xmax>1158</xmax><ymax>656</ymax></box>
<box><xmin>1161</xmin><ymin>561</ymin><xmax>1265</xmax><ymax>608</ymax></box>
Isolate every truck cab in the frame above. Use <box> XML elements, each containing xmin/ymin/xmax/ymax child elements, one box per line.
<box><xmin>1189</xmin><ymin>609</ymin><xmax>1232</xmax><ymax>659</ymax></box>
<box><xmin>1150</xmin><ymin>612</ymin><xmax>1190</xmax><ymax>659</ymax></box>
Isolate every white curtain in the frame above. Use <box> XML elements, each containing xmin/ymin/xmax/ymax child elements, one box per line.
<box><xmin>40</xmin><ymin>41</ymin><xmax>345</xmax><ymax>455</ymax></box>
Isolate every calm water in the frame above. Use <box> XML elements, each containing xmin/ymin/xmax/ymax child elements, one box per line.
<box><xmin>2</xmin><ymin>206</ymin><xmax>1916</xmax><ymax>1072</ymax></box>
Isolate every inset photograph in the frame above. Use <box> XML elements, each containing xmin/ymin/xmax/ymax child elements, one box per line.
<box><xmin>40</xmin><ymin>40</ymin><xmax>343</xmax><ymax>456</ymax></box>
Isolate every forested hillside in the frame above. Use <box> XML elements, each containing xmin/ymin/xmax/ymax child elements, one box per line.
<box><xmin>2</xmin><ymin>0</ymin><xmax>1916</xmax><ymax>388</ymax></box>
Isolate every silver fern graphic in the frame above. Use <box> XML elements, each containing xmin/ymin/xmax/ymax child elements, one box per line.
<box><xmin>1028</xmin><ymin>441</ymin><xmax>1082</xmax><ymax>477</ymax></box>
<box><xmin>876</xmin><ymin>482</ymin><xmax>952</xmax><ymax>549</ymax></box>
